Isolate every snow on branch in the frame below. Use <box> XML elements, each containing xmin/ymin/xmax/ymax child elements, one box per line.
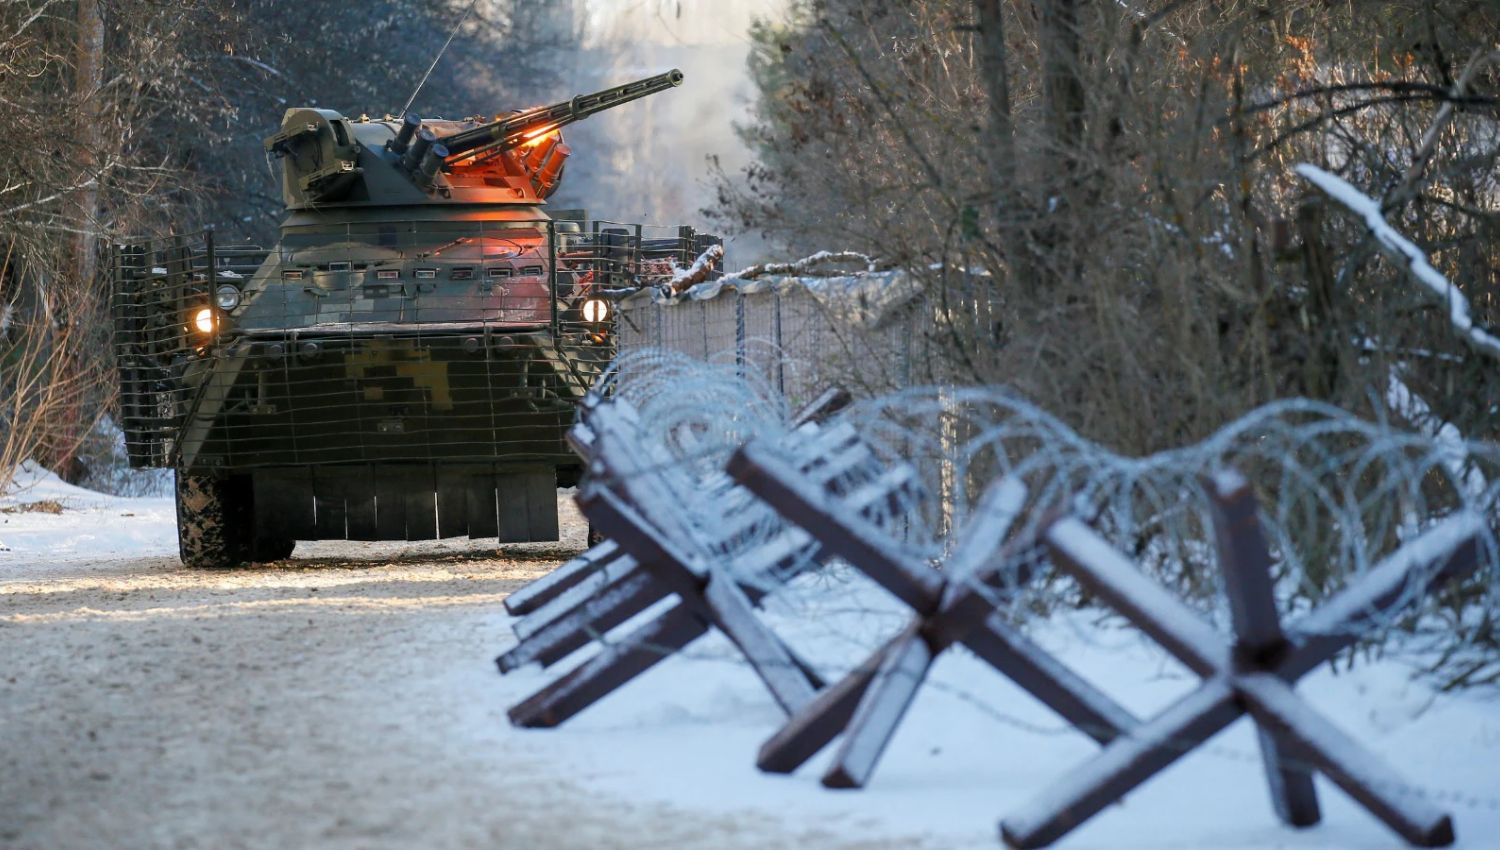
<box><xmin>1386</xmin><ymin>370</ymin><xmax>1488</xmax><ymax>501</ymax></box>
<box><xmin>663</xmin><ymin>243</ymin><xmax>724</xmax><ymax>295</ymax></box>
<box><xmin>725</xmin><ymin>251</ymin><xmax>880</xmax><ymax>281</ymax></box>
<box><xmin>1297</xmin><ymin>163</ymin><xmax>1500</xmax><ymax>361</ymax></box>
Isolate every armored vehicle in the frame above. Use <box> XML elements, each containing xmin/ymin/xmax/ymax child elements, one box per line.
<box><xmin>111</xmin><ymin>70</ymin><xmax>722</xmax><ymax>567</ymax></box>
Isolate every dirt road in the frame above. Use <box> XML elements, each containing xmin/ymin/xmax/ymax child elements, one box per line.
<box><xmin>0</xmin><ymin>500</ymin><xmax>923</xmax><ymax>850</ymax></box>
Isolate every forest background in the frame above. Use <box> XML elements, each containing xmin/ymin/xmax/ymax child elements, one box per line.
<box><xmin>1</xmin><ymin>0</ymin><xmax>1497</xmax><ymax>505</ymax></box>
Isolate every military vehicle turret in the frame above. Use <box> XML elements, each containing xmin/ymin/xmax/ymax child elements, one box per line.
<box><xmin>111</xmin><ymin>70</ymin><xmax>722</xmax><ymax>567</ymax></box>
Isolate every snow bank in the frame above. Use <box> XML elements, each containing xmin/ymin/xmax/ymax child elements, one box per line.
<box><xmin>0</xmin><ymin>461</ymin><xmax>177</xmax><ymax>564</ymax></box>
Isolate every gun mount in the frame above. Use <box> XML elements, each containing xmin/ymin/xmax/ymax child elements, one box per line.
<box><xmin>433</xmin><ymin>68</ymin><xmax>683</xmax><ymax>161</ymax></box>
<box><xmin>264</xmin><ymin>70</ymin><xmax>684</xmax><ymax>208</ymax></box>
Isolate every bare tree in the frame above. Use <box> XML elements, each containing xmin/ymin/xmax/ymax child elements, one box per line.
<box><xmin>715</xmin><ymin>0</ymin><xmax>1500</xmax><ymax>452</ymax></box>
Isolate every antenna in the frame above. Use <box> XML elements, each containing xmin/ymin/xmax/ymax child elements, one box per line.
<box><xmin>398</xmin><ymin>0</ymin><xmax>480</xmax><ymax>119</ymax></box>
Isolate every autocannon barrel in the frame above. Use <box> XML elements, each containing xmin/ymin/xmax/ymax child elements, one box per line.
<box><xmin>440</xmin><ymin>69</ymin><xmax>684</xmax><ymax>160</ymax></box>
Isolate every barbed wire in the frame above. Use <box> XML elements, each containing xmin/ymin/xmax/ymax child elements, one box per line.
<box><xmin>837</xmin><ymin>386</ymin><xmax>1499</xmax><ymax>648</ymax></box>
<box><xmin>596</xmin><ymin>349</ymin><xmax>1498</xmax><ymax>644</ymax></box>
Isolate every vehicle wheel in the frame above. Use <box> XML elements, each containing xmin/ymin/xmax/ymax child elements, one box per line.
<box><xmin>174</xmin><ymin>471</ymin><xmax>251</xmax><ymax>569</ymax></box>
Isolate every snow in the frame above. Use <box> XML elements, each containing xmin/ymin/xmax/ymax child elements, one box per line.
<box><xmin>663</xmin><ymin>242</ymin><xmax>726</xmax><ymax>294</ymax></box>
<box><xmin>6</xmin><ymin>476</ymin><xmax>1500</xmax><ymax>848</ymax></box>
<box><xmin>1208</xmin><ymin>467</ymin><xmax>1249</xmax><ymax>497</ymax></box>
<box><xmin>0</xmin><ymin>461</ymin><xmax>177</xmax><ymax>566</ymax></box>
<box><xmin>722</xmin><ymin>251</ymin><xmax>879</xmax><ymax>281</ymax></box>
<box><xmin>625</xmin><ymin>257</ymin><xmax>923</xmax><ymax>327</ymax></box>
<box><xmin>1386</xmin><ymin>372</ymin><xmax>1488</xmax><ymax>501</ymax></box>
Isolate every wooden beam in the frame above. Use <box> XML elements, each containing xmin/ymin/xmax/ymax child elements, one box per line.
<box><xmin>1206</xmin><ymin>470</ymin><xmax>1320</xmax><ymax>826</ymax></box>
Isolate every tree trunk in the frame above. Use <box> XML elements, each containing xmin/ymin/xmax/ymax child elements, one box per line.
<box><xmin>52</xmin><ymin>0</ymin><xmax>106</xmax><ymax>483</ymax></box>
<box><xmin>1026</xmin><ymin>0</ymin><xmax>1086</xmax><ymax>293</ymax></box>
<box><xmin>1037</xmin><ymin>0</ymin><xmax>1085</xmax><ymax>186</ymax></box>
<box><xmin>975</xmin><ymin>0</ymin><xmax>1015</xmax><ymax>197</ymax></box>
<box><xmin>975</xmin><ymin>0</ymin><xmax>1030</xmax><ymax>323</ymax></box>
<box><xmin>73</xmin><ymin>0</ymin><xmax>104</xmax><ymax>288</ymax></box>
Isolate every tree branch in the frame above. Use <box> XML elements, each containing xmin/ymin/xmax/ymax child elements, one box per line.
<box><xmin>1298</xmin><ymin>163</ymin><xmax>1500</xmax><ymax>363</ymax></box>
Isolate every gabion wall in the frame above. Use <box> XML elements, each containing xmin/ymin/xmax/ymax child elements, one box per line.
<box><xmin>615</xmin><ymin>271</ymin><xmax>934</xmax><ymax>406</ymax></box>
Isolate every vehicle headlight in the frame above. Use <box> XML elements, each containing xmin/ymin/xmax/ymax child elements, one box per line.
<box><xmin>193</xmin><ymin>307</ymin><xmax>216</xmax><ymax>335</ymax></box>
<box><xmin>581</xmin><ymin>297</ymin><xmax>610</xmax><ymax>324</ymax></box>
<box><xmin>216</xmin><ymin>284</ymin><xmax>242</xmax><ymax>311</ymax></box>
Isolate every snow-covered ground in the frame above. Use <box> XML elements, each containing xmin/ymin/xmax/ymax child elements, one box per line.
<box><xmin>0</xmin><ymin>461</ymin><xmax>178</xmax><ymax>565</ymax></box>
<box><xmin>3</xmin><ymin>471</ymin><xmax>1499</xmax><ymax>849</ymax></box>
<box><xmin>518</xmin><ymin>572</ymin><xmax>1500</xmax><ymax>850</ymax></box>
